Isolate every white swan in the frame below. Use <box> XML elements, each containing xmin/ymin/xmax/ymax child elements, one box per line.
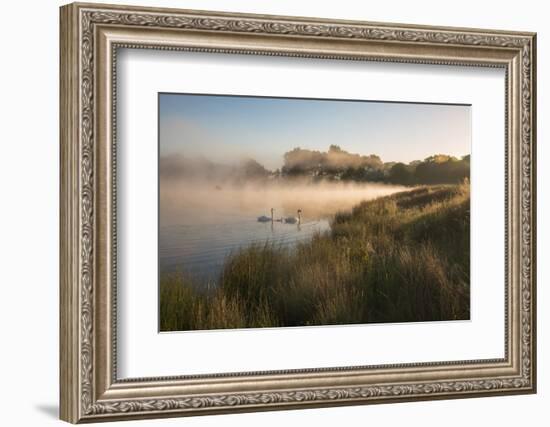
<box><xmin>284</xmin><ymin>209</ymin><xmax>302</xmax><ymax>224</ymax></box>
<box><xmin>257</xmin><ymin>208</ymin><xmax>274</xmax><ymax>223</ymax></box>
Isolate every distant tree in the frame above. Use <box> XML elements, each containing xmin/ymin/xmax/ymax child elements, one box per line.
<box><xmin>383</xmin><ymin>161</ymin><xmax>396</xmax><ymax>171</ymax></box>
<box><xmin>424</xmin><ymin>154</ymin><xmax>457</xmax><ymax>164</ymax></box>
<box><xmin>389</xmin><ymin>163</ymin><xmax>413</xmax><ymax>185</ymax></box>
<box><xmin>362</xmin><ymin>154</ymin><xmax>384</xmax><ymax>169</ymax></box>
<box><xmin>341</xmin><ymin>165</ymin><xmax>385</xmax><ymax>182</ymax></box>
<box><xmin>414</xmin><ymin>155</ymin><xmax>469</xmax><ymax>184</ymax></box>
<box><xmin>239</xmin><ymin>158</ymin><xmax>269</xmax><ymax>179</ymax></box>
<box><xmin>282</xmin><ymin>147</ymin><xmax>324</xmax><ymax>175</ymax></box>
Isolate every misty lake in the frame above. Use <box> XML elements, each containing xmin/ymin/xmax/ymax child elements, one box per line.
<box><xmin>159</xmin><ymin>181</ymin><xmax>404</xmax><ymax>285</ymax></box>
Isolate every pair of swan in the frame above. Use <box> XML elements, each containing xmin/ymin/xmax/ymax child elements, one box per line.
<box><xmin>257</xmin><ymin>208</ymin><xmax>302</xmax><ymax>224</ymax></box>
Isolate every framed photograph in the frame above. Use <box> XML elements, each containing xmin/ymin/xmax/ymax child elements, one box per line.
<box><xmin>60</xmin><ymin>2</ymin><xmax>537</xmax><ymax>423</ymax></box>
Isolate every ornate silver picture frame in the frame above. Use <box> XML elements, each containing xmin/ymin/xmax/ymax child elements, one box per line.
<box><xmin>60</xmin><ymin>2</ymin><xmax>536</xmax><ymax>423</ymax></box>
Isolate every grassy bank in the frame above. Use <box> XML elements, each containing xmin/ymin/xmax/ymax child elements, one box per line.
<box><xmin>160</xmin><ymin>183</ymin><xmax>470</xmax><ymax>331</ymax></box>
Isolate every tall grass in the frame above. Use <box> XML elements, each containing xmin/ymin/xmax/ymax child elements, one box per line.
<box><xmin>160</xmin><ymin>183</ymin><xmax>470</xmax><ymax>331</ymax></box>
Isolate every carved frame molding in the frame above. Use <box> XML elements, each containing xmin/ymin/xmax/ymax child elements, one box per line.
<box><xmin>60</xmin><ymin>2</ymin><xmax>536</xmax><ymax>423</ymax></box>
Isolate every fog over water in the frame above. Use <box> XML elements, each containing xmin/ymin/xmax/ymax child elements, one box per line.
<box><xmin>160</xmin><ymin>179</ymin><xmax>405</xmax><ymax>284</ymax></box>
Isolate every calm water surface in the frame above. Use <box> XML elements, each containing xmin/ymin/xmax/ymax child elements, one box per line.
<box><xmin>159</xmin><ymin>181</ymin><xmax>403</xmax><ymax>285</ymax></box>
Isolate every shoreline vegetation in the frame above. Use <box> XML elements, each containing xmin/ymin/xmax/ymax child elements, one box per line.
<box><xmin>160</xmin><ymin>182</ymin><xmax>470</xmax><ymax>331</ymax></box>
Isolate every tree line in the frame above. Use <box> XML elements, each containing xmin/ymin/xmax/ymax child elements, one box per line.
<box><xmin>160</xmin><ymin>145</ymin><xmax>470</xmax><ymax>186</ymax></box>
<box><xmin>281</xmin><ymin>145</ymin><xmax>469</xmax><ymax>185</ymax></box>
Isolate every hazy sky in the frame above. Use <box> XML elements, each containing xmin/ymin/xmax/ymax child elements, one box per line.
<box><xmin>159</xmin><ymin>93</ymin><xmax>470</xmax><ymax>170</ymax></box>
